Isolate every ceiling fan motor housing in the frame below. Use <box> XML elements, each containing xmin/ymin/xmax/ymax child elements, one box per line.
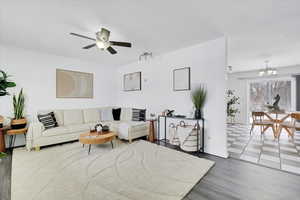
<box><xmin>97</xmin><ymin>28</ymin><xmax>110</xmax><ymax>42</ymax></box>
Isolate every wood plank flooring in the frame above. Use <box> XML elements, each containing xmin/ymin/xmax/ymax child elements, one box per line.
<box><xmin>0</xmin><ymin>152</ymin><xmax>11</xmax><ymax>200</ymax></box>
<box><xmin>1</xmin><ymin>147</ymin><xmax>300</xmax><ymax>200</ymax></box>
<box><xmin>184</xmin><ymin>154</ymin><xmax>300</xmax><ymax>199</ymax></box>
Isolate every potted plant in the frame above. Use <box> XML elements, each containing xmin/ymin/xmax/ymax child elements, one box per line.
<box><xmin>0</xmin><ymin>152</ymin><xmax>7</xmax><ymax>160</ymax></box>
<box><xmin>191</xmin><ymin>85</ymin><xmax>207</xmax><ymax>119</ymax></box>
<box><xmin>0</xmin><ymin>152</ymin><xmax>7</xmax><ymax>163</ymax></box>
<box><xmin>0</xmin><ymin>70</ymin><xmax>16</xmax><ymax>128</ymax></box>
<box><xmin>226</xmin><ymin>89</ymin><xmax>240</xmax><ymax>123</ymax></box>
<box><xmin>11</xmin><ymin>89</ymin><xmax>26</xmax><ymax>129</ymax></box>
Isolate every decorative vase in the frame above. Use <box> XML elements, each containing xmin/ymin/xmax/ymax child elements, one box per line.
<box><xmin>194</xmin><ymin>109</ymin><xmax>202</xmax><ymax>119</ymax></box>
<box><xmin>11</xmin><ymin>118</ymin><xmax>27</xmax><ymax>129</ymax></box>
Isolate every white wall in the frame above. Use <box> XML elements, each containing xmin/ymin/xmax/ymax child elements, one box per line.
<box><xmin>116</xmin><ymin>37</ymin><xmax>228</xmax><ymax>158</ymax></box>
<box><xmin>228</xmin><ymin>65</ymin><xmax>300</xmax><ymax>124</ymax></box>
<box><xmin>0</xmin><ymin>45</ymin><xmax>116</xmax><ymax>146</ymax></box>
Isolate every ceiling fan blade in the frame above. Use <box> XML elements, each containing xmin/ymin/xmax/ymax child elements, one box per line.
<box><xmin>82</xmin><ymin>43</ymin><xmax>96</xmax><ymax>49</ymax></box>
<box><xmin>110</xmin><ymin>41</ymin><xmax>132</xmax><ymax>48</ymax></box>
<box><xmin>70</xmin><ymin>33</ymin><xmax>96</xmax><ymax>41</ymax></box>
<box><xmin>107</xmin><ymin>46</ymin><xmax>117</xmax><ymax>54</ymax></box>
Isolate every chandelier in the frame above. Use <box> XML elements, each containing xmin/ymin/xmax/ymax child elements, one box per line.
<box><xmin>259</xmin><ymin>61</ymin><xmax>277</xmax><ymax>76</ymax></box>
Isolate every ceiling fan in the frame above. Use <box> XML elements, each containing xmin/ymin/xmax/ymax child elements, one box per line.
<box><xmin>70</xmin><ymin>28</ymin><xmax>132</xmax><ymax>55</ymax></box>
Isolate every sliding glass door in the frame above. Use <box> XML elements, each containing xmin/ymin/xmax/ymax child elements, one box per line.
<box><xmin>247</xmin><ymin>78</ymin><xmax>295</xmax><ymax>122</ymax></box>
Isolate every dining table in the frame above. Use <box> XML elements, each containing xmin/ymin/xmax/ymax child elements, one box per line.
<box><xmin>263</xmin><ymin>111</ymin><xmax>290</xmax><ymax>138</ymax></box>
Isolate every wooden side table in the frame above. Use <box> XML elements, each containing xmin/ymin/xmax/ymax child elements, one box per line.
<box><xmin>148</xmin><ymin>119</ymin><xmax>157</xmax><ymax>143</ymax></box>
<box><xmin>0</xmin><ymin>128</ymin><xmax>6</xmax><ymax>152</ymax></box>
<box><xmin>6</xmin><ymin>128</ymin><xmax>28</xmax><ymax>149</ymax></box>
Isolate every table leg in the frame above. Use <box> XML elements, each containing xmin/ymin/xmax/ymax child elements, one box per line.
<box><xmin>262</xmin><ymin>126</ymin><xmax>269</xmax><ymax>133</ymax></box>
<box><xmin>88</xmin><ymin>144</ymin><xmax>91</xmax><ymax>155</ymax></box>
<box><xmin>0</xmin><ymin>130</ymin><xmax>5</xmax><ymax>152</ymax></box>
<box><xmin>12</xmin><ymin>135</ymin><xmax>16</xmax><ymax>148</ymax></box>
<box><xmin>9</xmin><ymin>136</ymin><xmax>13</xmax><ymax>149</ymax></box>
<box><xmin>284</xmin><ymin>127</ymin><xmax>293</xmax><ymax>138</ymax></box>
<box><xmin>111</xmin><ymin>141</ymin><xmax>114</xmax><ymax>149</ymax></box>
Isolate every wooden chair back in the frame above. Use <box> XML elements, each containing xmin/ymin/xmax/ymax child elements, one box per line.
<box><xmin>291</xmin><ymin>113</ymin><xmax>300</xmax><ymax>120</ymax></box>
<box><xmin>252</xmin><ymin>112</ymin><xmax>265</xmax><ymax>122</ymax></box>
<box><xmin>290</xmin><ymin>113</ymin><xmax>300</xmax><ymax>130</ymax></box>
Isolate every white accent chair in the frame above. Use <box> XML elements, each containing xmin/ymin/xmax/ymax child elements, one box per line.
<box><xmin>26</xmin><ymin>107</ymin><xmax>149</xmax><ymax>150</ymax></box>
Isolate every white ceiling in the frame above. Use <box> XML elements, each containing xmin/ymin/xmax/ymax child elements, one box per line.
<box><xmin>1</xmin><ymin>0</ymin><xmax>300</xmax><ymax>71</ymax></box>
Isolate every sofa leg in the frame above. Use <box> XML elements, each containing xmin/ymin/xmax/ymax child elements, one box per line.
<box><xmin>34</xmin><ymin>146</ymin><xmax>40</xmax><ymax>151</ymax></box>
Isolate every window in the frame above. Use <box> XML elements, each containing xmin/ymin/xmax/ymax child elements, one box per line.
<box><xmin>248</xmin><ymin>78</ymin><xmax>295</xmax><ymax>121</ymax></box>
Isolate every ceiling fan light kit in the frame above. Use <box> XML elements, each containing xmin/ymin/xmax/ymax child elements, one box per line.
<box><xmin>96</xmin><ymin>41</ymin><xmax>110</xmax><ymax>50</ymax></box>
<box><xmin>70</xmin><ymin>28</ymin><xmax>132</xmax><ymax>55</ymax></box>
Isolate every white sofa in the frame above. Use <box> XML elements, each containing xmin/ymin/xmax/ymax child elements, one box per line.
<box><xmin>26</xmin><ymin>107</ymin><xmax>149</xmax><ymax>150</ymax></box>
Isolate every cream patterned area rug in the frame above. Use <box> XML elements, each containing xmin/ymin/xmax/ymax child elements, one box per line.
<box><xmin>12</xmin><ymin>140</ymin><xmax>214</xmax><ymax>200</ymax></box>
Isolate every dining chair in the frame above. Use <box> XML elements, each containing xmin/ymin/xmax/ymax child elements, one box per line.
<box><xmin>250</xmin><ymin>111</ymin><xmax>276</xmax><ymax>138</ymax></box>
<box><xmin>277</xmin><ymin>113</ymin><xmax>300</xmax><ymax>139</ymax></box>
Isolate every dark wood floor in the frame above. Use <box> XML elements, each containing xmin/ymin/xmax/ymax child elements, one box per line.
<box><xmin>0</xmin><ymin>152</ymin><xmax>11</xmax><ymax>200</ymax></box>
<box><xmin>184</xmin><ymin>154</ymin><xmax>300</xmax><ymax>200</ymax></box>
<box><xmin>1</xmin><ymin>147</ymin><xmax>300</xmax><ymax>200</ymax></box>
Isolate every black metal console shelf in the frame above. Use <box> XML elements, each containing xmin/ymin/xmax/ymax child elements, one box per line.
<box><xmin>157</xmin><ymin>115</ymin><xmax>205</xmax><ymax>155</ymax></box>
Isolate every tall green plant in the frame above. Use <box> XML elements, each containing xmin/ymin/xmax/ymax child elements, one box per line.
<box><xmin>13</xmin><ymin>89</ymin><xmax>25</xmax><ymax>119</ymax></box>
<box><xmin>226</xmin><ymin>89</ymin><xmax>240</xmax><ymax>118</ymax></box>
<box><xmin>0</xmin><ymin>70</ymin><xmax>16</xmax><ymax>96</ymax></box>
<box><xmin>191</xmin><ymin>85</ymin><xmax>207</xmax><ymax>110</ymax></box>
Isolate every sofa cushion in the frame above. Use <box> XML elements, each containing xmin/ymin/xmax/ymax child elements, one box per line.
<box><xmin>66</xmin><ymin>124</ymin><xmax>90</xmax><ymax>133</ymax></box>
<box><xmin>64</xmin><ymin>110</ymin><xmax>84</xmax><ymax>125</ymax></box>
<box><xmin>118</xmin><ymin>121</ymin><xmax>149</xmax><ymax>139</ymax></box>
<box><xmin>112</xmin><ymin>108</ymin><xmax>121</xmax><ymax>121</ymax></box>
<box><xmin>85</xmin><ymin>122</ymin><xmax>102</xmax><ymax>129</ymax></box>
<box><xmin>120</xmin><ymin>108</ymin><xmax>133</xmax><ymax>121</ymax></box>
<box><xmin>83</xmin><ymin>108</ymin><xmax>101</xmax><ymax>123</ymax></box>
<box><xmin>103</xmin><ymin>121</ymin><xmax>119</xmax><ymax>132</ymax></box>
<box><xmin>54</xmin><ymin>110</ymin><xmax>64</xmax><ymax>126</ymax></box>
<box><xmin>127</xmin><ymin>121</ymin><xmax>148</xmax><ymax>130</ymax></box>
<box><xmin>101</xmin><ymin>107</ymin><xmax>114</xmax><ymax>121</ymax></box>
<box><xmin>42</xmin><ymin>126</ymin><xmax>71</xmax><ymax>137</ymax></box>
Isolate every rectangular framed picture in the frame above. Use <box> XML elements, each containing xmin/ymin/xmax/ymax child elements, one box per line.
<box><xmin>123</xmin><ymin>72</ymin><xmax>142</xmax><ymax>91</ymax></box>
<box><xmin>56</xmin><ymin>69</ymin><xmax>93</xmax><ymax>98</ymax></box>
<box><xmin>173</xmin><ymin>67</ymin><xmax>191</xmax><ymax>91</ymax></box>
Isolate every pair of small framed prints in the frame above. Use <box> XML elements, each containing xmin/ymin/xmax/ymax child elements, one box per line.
<box><xmin>123</xmin><ymin>67</ymin><xmax>191</xmax><ymax>92</ymax></box>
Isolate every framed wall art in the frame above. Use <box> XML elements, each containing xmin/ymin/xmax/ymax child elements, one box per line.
<box><xmin>123</xmin><ymin>72</ymin><xmax>142</xmax><ymax>91</ymax></box>
<box><xmin>173</xmin><ymin>67</ymin><xmax>191</xmax><ymax>91</ymax></box>
<box><xmin>56</xmin><ymin>69</ymin><xmax>93</xmax><ymax>98</ymax></box>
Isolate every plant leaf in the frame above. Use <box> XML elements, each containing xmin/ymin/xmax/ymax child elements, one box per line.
<box><xmin>6</xmin><ymin>82</ymin><xmax>16</xmax><ymax>87</ymax></box>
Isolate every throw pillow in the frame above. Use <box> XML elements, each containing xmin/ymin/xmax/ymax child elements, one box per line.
<box><xmin>112</xmin><ymin>108</ymin><xmax>121</xmax><ymax>121</ymax></box>
<box><xmin>101</xmin><ymin>108</ymin><xmax>114</xmax><ymax>121</ymax></box>
<box><xmin>132</xmin><ymin>108</ymin><xmax>146</xmax><ymax>121</ymax></box>
<box><xmin>38</xmin><ymin>112</ymin><xmax>58</xmax><ymax>130</ymax></box>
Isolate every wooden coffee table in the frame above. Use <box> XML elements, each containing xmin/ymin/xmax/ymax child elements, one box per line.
<box><xmin>79</xmin><ymin>131</ymin><xmax>117</xmax><ymax>154</ymax></box>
